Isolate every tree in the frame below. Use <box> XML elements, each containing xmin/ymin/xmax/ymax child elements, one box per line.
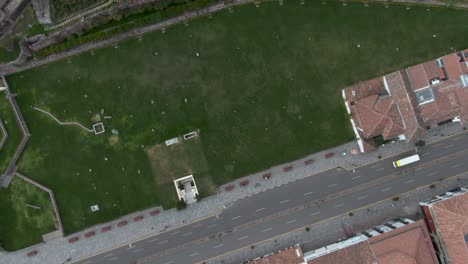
<box><xmin>415</xmin><ymin>140</ymin><xmax>426</xmax><ymax>147</ymax></box>
<box><xmin>176</xmin><ymin>200</ymin><xmax>187</xmax><ymax>210</ymax></box>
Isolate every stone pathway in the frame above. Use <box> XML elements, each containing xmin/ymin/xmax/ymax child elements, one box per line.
<box><xmin>33</xmin><ymin>106</ymin><xmax>94</xmax><ymax>132</ymax></box>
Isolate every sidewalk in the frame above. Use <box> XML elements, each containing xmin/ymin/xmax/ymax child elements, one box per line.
<box><xmin>0</xmin><ymin>122</ymin><xmax>465</xmax><ymax>264</ymax></box>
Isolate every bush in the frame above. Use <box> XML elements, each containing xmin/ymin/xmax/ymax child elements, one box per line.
<box><xmin>348</xmin><ymin>212</ymin><xmax>354</xmax><ymax>216</ymax></box>
<box><xmin>250</xmin><ymin>245</ymin><xmax>255</xmax><ymax>249</ymax></box>
<box><xmin>415</xmin><ymin>140</ymin><xmax>426</xmax><ymax>147</ymax></box>
<box><xmin>176</xmin><ymin>200</ymin><xmax>187</xmax><ymax>210</ymax></box>
<box><xmin>305</xmin><ymin>226</ymin><xmax>310</xmax><ymax>232</ymax></box>
<box><xmin>429</xmin><ymin>184</ymin><xmax>436</xmax><ymax>189</ymax></box>
<box><xmin>392</xmin><ymin>196</ymin><xmax>400</xmax><ymax>201</ymax></box>
<box><xmin>377</xmin><ymin>155</ymin><xmax>382</xmax><ymax>159</ymax></box>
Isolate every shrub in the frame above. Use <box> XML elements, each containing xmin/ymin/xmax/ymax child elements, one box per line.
<box><xmin>176</xmin><ymin>200</ymin><xmax>187</xmax><ymax>210</ymax></box>
<box><xmin>429</xmin><ymin>184</ymin><xmax>436</xmax><ymax>189</ymax></box>
<box><xmin>415</xmin><ymin>140</ymin><xmax>426</xmax><ymax>147</ymax></box>
<box><xmin>392</xmin><ymin>196</ymin><xmax>400</xmax><ymax>201</ymax></box>
<box><xmin>348</xmin><ymin>212</ymin><xmax>354</xmax><ymax>216</ymax></box>
<box><xmin>305</xmin><ymin>226</ymin><xmax>310</xmax><ymax>232</ymax></box>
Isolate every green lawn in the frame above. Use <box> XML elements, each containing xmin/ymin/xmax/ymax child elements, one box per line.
<box><xmin>0</xmin><ymin>94</ymin><xmax>22</xmax><ymax>175</ymax></box>
<box><xmin>0</xmin><ymin>177</ymin><xmax>56</xmax><ymax>251</ymax></box>
<box><xmin>5</xmin><ymin>1</ymin><xmax>468</xmax><ymax>235</ymax></box>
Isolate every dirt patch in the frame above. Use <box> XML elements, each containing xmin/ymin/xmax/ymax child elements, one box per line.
<box><xmin>146</xmin><ymin>138</ymin><xmax>215</xmax><ymax>192</ymax></box>
<box><xmin>108</xmin><ymin>135</ymin><xmax>119</xmax><ymax>145</ymax></box>
<box><xmin>146</xmin><ymin>143</ymin><xmax>191</xmax><ymax>185</ymax></box>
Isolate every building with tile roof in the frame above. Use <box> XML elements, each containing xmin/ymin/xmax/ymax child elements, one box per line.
<box><xmin>420</xmin><ymin>187</ymin><xmax>468</xmax><ymax>264</ymax></box>
<box><xmin>247</xmin><ymin>245</ymin><xmax>306</xmax><ymax>264</ymax></box>
<box><xmin>343</xmin><ymin>49</ymin><xmax>468</xmax><ymax>152</ymax></box>
<box><xmin>304</xmin><ymin>219</ymin><xmax>439</xmax><ymax>264</ymax></box>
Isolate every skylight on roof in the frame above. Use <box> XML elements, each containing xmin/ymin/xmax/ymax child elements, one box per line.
<box><xmin>461</xmin><ymin>74</ymin><xmax>468</xmax><ymax>87</ymax></box>
<box><xmin>416</xmin><ymin>87</ymin><xmax>435</xmax><ymax>105</ymax></box>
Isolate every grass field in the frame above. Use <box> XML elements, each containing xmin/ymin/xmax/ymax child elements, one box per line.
<box><xmin>5</xmin><ymin>1</ymin><xmax>468</xmax><ymax>235</ymax></box>
<box><xmin>0</xmin><ymin>177</ymin><xmax>56</xmax><ymax>251</ymax></box>
<box><xmin>0</xmin><ymin>94</ymin><xmax>22</xmax><ymax>175</ymax></box>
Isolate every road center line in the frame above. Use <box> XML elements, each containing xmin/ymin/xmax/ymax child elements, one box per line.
<box><xmin>370</xmin><ymin>164</ymin><xmax>380</xmax><ymax>168</ymax></box>
<box><xmin>375</xmin><ymin>168</ymin><xmax>385</xmax><ymax>172</ymax></box>
<box><xmin>148</xmin><ymin>238</ymin><xmax>159</xmax><ymax>243</ymax></box>
<box><xmin>125</xmin><ymin>246</ymin><xmax>135</xmax><ymax>250</ymax></box>
<box><xmin>328</xmin><ymin>184</ymin><xmax>337</xmax><ymax>188</ymax></box>
<box><xmin>303</xmin><ymin>191</ymin><xmax>314</xmax><ymax>196</ymax></box>
<box><xmin>451</xmin><ymin>164</ymin><xmax>461</xmax><ymax>168</ymax></box>
<box><xmin>421</xmin><ymin>152</ymin><xmax>431</xmax><ymax>156</ymax></box>
<box><xmin>311</xmin><ymin>211</ymin><xmax>320</xmax><ymax>216</ymax></box>
<box><xmin>207</xmin><ymin>224</ymin><xmax>217</xmax><ymax>228</ymax></box>
<box><xmin>280</xmin><ymin>199</ymin><xmax>290</xmax><ymax>204</ymax></box>
<box><xmin>107</xmin><ymin>257</ymin><xmax>118</xmax><ymax>262</ymax></box>
<box><xmin>163</xmin><ymin>261</ymin><xmax>174</xmax><ymax>264</ymax></box>
<box><xmin>170</xmin><ymin>231</ymin><xmax>180</xmax><ymax>236</ymax></box>
<box><xmin>256</xmin><ymin>208</ymin><xmax>266</xmax><ymax>212</ymax></box>
<box><xmin>133</xmin><ymin>248</ymin><xmax>144</xmax><ymax>253</ymax></box>
<box><xmin>82</xmin><ymin>261</ymin><xmax>92</xmax><ymax>264</ymax></box>
<box><xmin>158</xmin><ymin>240</ymin><xmax>168</xmax><ymax>245</ymax></box>
<box><xmin>238</xmin><ymin>236</ymin><xmax>248</xmax><ymax>240</ymax></box>
<box><xmin>335</xmin><ymin>203</ymin><xmax>344</xmax><ymax>208</ymax></box>
<box><xmin>182</xmin><ymin>232</ymin><xmax>192</xmax><ymax>237</ymax></box>
<box><xmin>351</xmin><ymin>176</ymin><xmax>361</xmax><ymax>180</ymax></box>
<box><xmin>262</xmin><ymin>227</ymin><xmax>272</xmax><ymax>232</ymax></box>
<box><xmin>103</xmin><ymin>254</ymin><xmax>114</xmax><ymax>258</ymax></box>
<box><xmin>357</xmin><ymin>195</ymin><xmax>368</xmax><ymax>200</ymax></box>
<box><xmin>445</xmin><ymin>144</ymin><xmax>455</xmax><ymax>148</ymax></box>
<box><xmin>232</xmin><ymin>216</ymin><xmax>242</xmax><ymax>220</ymax></box>
<box><xmin>213</xmin><ymin>244</ymin><xmax>224</xmax><ymax>248</ymax></box>
<box><xmin>286</xmin><ymin>219</ymin><xmax>297</xmax><ymax>224</ymax></box>
<box><xmin>192</xmin><ymin>223</ymin><xmax>202</xmax><ymax>228</ymax></box>
<box><xmin>428</xmin><ymin>171</ymin><xmax>439</xmax><ymax>176</ymax></box>
<box><xmin>189</xmin><ymin>252</ymin><xmax>199</xmax><ymax>257</ymax></box>
<box><xmin>381</xmin><ymin>187</ymin><xmax>391</xmax><ymax>192</ymax></box>
<box><xmin>404</xmin><ymin>179</ymin><xmax>415</xmax><ymax>184</ymax></box>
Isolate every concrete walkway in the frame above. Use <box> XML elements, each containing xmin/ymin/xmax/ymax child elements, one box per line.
<box><xmin>0</xmin><ymin>120</ymin><xmax>464</xmax><ymax>264</ymax></box>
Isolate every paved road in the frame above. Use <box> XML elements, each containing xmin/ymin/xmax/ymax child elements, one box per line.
<box><xmin>74</xmin><ymin>132</ymin><xmax>468</xmax><ymax>264</ymax></box>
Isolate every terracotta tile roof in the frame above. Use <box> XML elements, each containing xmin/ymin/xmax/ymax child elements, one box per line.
<box><xmin>429</xmin><ymin>193</ymin><xmax>468</xmax><ymax>264</ymax></box>
<box><xmin>442</xmin><ymin>53</ymin><xmax>463</xmax><ymax>80</ymax></box>
<box><xmin>343</xmin><ymin>77</ymin><xmax>385</xmax><ymax>101</ymax></box>
<box><xmin>351</xmin><ymin>94</ymin><xmax>404</xmax><ymax>140</ymax></box>
<box><xmin>309</xmin><ymin>220</ymin><xmax>438</xmax><ymax>264</ymax></box>
<box><xmin>308</xmin><ymin>241</ymin><xmax>376</xmax><ymax>264</ymax></box>
<box><xmin>369</xmin><ymin>220</ymin><xmax>439</xmax><ymax>264</ymax></box>
<box><xmin>423</xmin><ymin>60</ymin><xmax>444</xmax><ymax>81</ymax></box>
<box><xmin>418</xmin><ymin>75</ymin><xmax>468</xmax><ymax>127</ymax></box>
<box><xmin>384</xmin><ymin>71</ymin><xmax>422</xmax><ymax>142</ymax></box>
<box><xmin>249</xmin><ymin>245</ymin><xmax>305</xmax><ymax>264</ymax></box>
<box><xmin>407</xmin><ymin>64</ymin><xmax>429</xmax><ymax>91</ymax></box>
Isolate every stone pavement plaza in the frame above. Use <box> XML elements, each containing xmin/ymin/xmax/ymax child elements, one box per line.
<box><xmin>0</xmin><ymin>122</ymin><xmax>465</xmax><ymax>264</ymax></box>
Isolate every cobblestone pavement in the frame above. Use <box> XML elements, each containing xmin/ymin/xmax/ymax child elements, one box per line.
<box><xmin>0</xmin><ymin>121</ymin><xmax>465</xmax><ymax>264</ymax></box>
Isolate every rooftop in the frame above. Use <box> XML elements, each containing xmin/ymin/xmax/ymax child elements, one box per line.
<box><xmin>423</xmin><ymin>191</ymin><xmax>468</xmax><ymax>264</ymax></box>
<box><xmin>248</xmin><ymin>245</ymin><xmax>306</xmax><ymax>264</ymax></box>
<box><xmin>308</xmin><ymin>220</ymin><xmax>438</xmax><ymax>264</ymax></box>
<box><xmin>343</xmin><ymin>49</ymin><xmax>468</xmax><ymax>152</ymax></box>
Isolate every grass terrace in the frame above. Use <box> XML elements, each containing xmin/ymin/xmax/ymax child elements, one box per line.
<box><xmin>0</xmin><ymin>94</ymin><xmax>22</xmax><ymax>175</ymax></box>
<box><xmin>0</xmin><ymin>177</ymin><xmax>56</xmax><ymax>251</ymax></box>
<box><xmin>5</xmin><ymin>1</ymin><xmax>468</xmax><ymax>234</ymax></box>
